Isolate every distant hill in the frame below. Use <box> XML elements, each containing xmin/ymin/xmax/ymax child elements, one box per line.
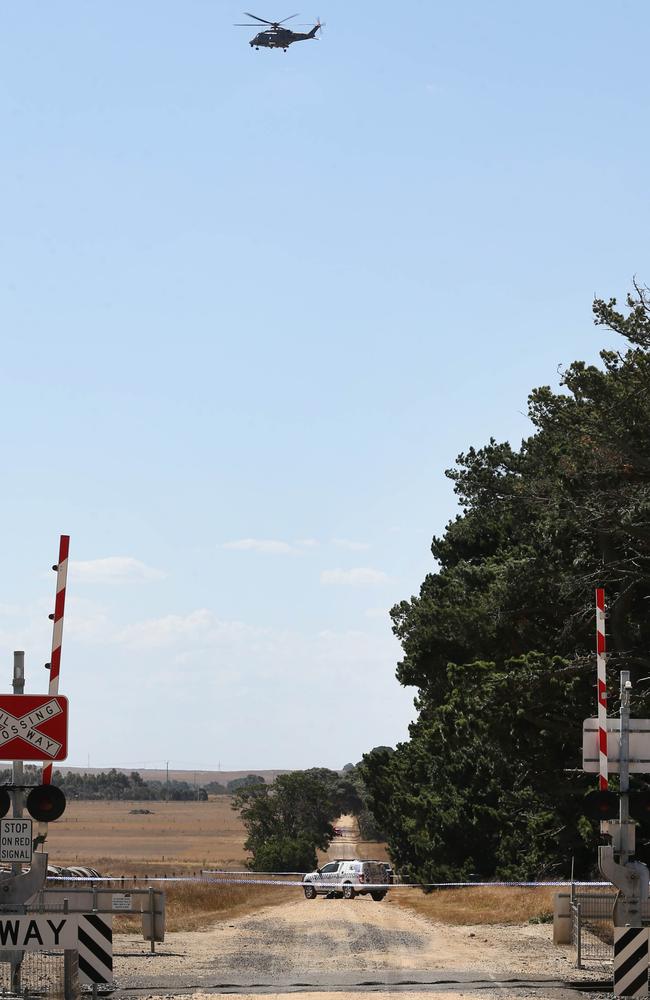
<box><xmin>56</xmin><ymin>767</ymin><xmax>292</xmax><ymax>785</ymax></box>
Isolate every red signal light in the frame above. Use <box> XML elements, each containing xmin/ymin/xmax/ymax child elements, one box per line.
<box><xmin>26</xmin><ymin>785</ymin><xmax>66</xmax><ymax>822</ymax></box>
<box><xmin>630</xmin><ymin>791</ymin><xmax>650</xmax><ymax>823</ymax></box>
<box><xmin>584</xmin><ymin>790</ymin><xmax>618</xmax><ymax>820</ymax></box>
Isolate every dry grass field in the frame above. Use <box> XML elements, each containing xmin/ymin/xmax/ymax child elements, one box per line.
<box><xmin>44</xmin><ymin>797</ymin><xmax>249</xmax><ymax>875</ymax></box>
<box><xmin>43</xmin><ymin>797</ymin><xmax>296</xmax><ymax>931</ymax></box>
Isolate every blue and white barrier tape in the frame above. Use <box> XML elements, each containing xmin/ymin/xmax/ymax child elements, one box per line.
<box><xmin>46</xmin><ymin>875</ymin><xmax>613</xmax><ymax>888</ymax></box>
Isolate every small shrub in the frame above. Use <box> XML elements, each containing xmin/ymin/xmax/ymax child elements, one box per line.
<box><xmin>250</xmin><ymin>836</ymin><xmax>316</xmax><ymax>872</ymax></box>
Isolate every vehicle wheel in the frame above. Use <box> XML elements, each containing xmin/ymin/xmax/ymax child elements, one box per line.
<box><xmin>304</xmin><ymin>884</ymin><xmax>317</xmax><ymax>900</ymax></box>
<box><xmin>343</xmin><ymin>882</ymin><xmax>355</xmax><ymax>900</ymax></box>
<box><xmin>370</xmin><ymin>891</ymin><xmax>386</xmax><ymax>901</ymax></box>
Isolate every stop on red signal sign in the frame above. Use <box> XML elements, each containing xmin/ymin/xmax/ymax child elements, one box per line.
<box><xmin>0</xmin><ymin>695</ymin><xmax>68</xmax><ymax>762</ymax></box>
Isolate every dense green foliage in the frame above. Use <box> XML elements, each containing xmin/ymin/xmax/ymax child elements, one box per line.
<box><xmin>232</xmin><ymin>768</ymin><xmax>361</xmax><ymax>871</ymax></box>
<box><xmin>361</xmin><ymin>284</ymin><xmax>650</xmax><ymax>881</ymax></box>
<box><xmin>342</xmin><ymin>749</ymin><xmax>393</xmax><ymax>841</ymax></box>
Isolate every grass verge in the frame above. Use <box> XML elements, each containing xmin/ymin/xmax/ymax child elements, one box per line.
<box><xmin>118</xmin><ymin>881</ymin><xmax>295</xmax><ymax>933</ymax></box>
<box><xmin>392</xmin><ymin>885</ymin><xmax>556</xmax><ymax>925</ymax></box>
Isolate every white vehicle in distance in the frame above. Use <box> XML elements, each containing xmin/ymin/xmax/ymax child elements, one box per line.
<box><xmin>302</xmin><ymin>859</ymin><xmax>391</xmax><ymax>900</ymax></box>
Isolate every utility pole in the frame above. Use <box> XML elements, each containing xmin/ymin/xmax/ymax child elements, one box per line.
<box><xmin>11</xmin><ymin>652</ymin><xmax>24</xmax><ymax>877</ymax></box>
<box><xmin>10</xmin><ymin>652</ymin><xmax>24</xmax><ymax>993</ymax></box>
<box><xmin>619</xmin><ymin>671</ymin><xmax>631</xmax><ymax>865</ymax></box>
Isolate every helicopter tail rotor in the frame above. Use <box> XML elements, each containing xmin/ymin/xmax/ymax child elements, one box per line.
<box><xmin>307</xmin><ymin>17</ymin><xmax>323</xmax><ymax>38</ymax></box>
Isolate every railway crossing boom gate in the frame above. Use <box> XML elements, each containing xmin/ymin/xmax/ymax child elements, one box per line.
<box><xmin>0</xmin><ymin>647</ymin><xmax>80</xmax><ymax>997</ymax></box>
<box><xmin>0</xmin><ymin>536</ymin><xmax>94</xmax><ymax>998</ymax></box>
<box><xmin>0</xmin><ymin>537</ymin><xmax>167</xmax><ymax>998</ymax></box>
<box><xmin>583</xmin><ymin>669</ymin><xmax>650</xmax><ymax>997</ymax></box>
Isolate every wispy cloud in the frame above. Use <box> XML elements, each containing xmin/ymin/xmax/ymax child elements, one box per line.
<box><xmin>320</xmin><ymin>568</ymin><xmax>389</xmax><ymax>587</ymax></box>
<box><xmin>332</xmin><ymin>539</ymin><xmax>370</xmax><ymax>551</ymax></box>
<box><xmin>221</xmin><ymin>539</ymin><xmax>318</xmax><ymax>555</ymax></box>
<box><xmin>70</xmin><ymin>557</ymin><xmax>166</xmax><ymax>584</ymax></box>
<box><xmin>65</xmin><ymin>597</ymin><xmax>112</xmax><ymax>641</ymax></box>
<box><xmin>115</xmin><ymin>609</ymin><xmax>249</xmax><ymax>649</ymax></box>
<box><xmin>113</xmin><ymin>610</ymin><xmax>397</xmax><ymax>677</ymax></box>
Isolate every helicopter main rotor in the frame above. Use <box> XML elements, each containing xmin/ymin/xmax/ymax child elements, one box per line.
<box><xmin>234</xmin><ymin>12</ymin><xmax>314</xmax><ymax>31</ymax></box>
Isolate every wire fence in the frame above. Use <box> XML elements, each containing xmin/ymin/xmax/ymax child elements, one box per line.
<box><xmin>572</xmin><ymin>889</ymin><xmax>650</xmax><ymax>966</ymax></box>
<box><xmin>572</xmin><ymin>892</ymin><xmax>616</xmax><ymax>965</ymax></box>
<box><xmin>0</xmin><ymin>950</ymin><xmax>73</xmax><ymax>999</ymax></box>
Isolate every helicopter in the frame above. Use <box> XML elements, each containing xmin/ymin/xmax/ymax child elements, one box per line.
<box><xmin>234</xmin><ymin>13</ymin><xmax>322</xmax><ymax>51</ymax></box>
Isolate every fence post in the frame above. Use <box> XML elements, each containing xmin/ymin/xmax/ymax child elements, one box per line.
<box><xmin>64</xmin><ymin>949</ymin><xmax>80</xmax><ymax>1000</ymax></box>
<box><xmin>553</xmin><ymin>893</ymin><xmax>571</xmax><ymax>944</ymax></box>
<box><xmin>149</xmin><ymin>887</ymin><xmax>156</xmax><ymax>955</ymax></box>
<box><xmin>576</xmin><ymin>902</ymin><xmax>582</xmax><ymax>969</ymax></box>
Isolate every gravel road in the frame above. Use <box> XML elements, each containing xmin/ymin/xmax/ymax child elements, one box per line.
<box><xmin>113</xmin><ymin>893</ymin><xmax>599</xmax><ymax>996</ymax></box>
<box><xmin>112</xmin><ymin>820</ymin><xmax>605</xmax><ymax>999</ymax></box>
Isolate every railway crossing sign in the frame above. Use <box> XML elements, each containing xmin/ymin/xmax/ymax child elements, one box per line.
<box><xmin>0</xmin><ymin>914</ymin><xmax>77</xmax><ymax>950</ymax></box>
<box><xmin>0</xmin><ymin>819</ymin><xmax>32</xmax><ymax>863</ymax></box>
<box><xmin>583</xmin><ymin>718</ymin><xmax>650</xmax><ymax>773</ymax></box>
<box><xmin>0</xmin><ymin>695</ymin><xmax>68</xmax><ymax>761</ymax></box>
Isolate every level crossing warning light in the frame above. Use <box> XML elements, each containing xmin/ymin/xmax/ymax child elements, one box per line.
<box><xmin>630</xmin><ymin>790</ymin><xmax>650</xmax><ymax>823</ymax></box>
<box><xmin>25</xmin><ymin>784</ymin><xmax>66</xmax><ymax>822</ymax></box>
<box><xmin>0</xmin><ymin>785</ymin><xmax>66</xmax><ymax>821</ymax></box>
<box><xmin>584</xmin><ymin>789</ymin><xmax>619</xmax><ymax>820</ymax></box>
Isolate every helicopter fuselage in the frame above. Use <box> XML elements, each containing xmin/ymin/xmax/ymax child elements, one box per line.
<box><xmin>250</xmin><ymin>27</ymin><xmax>316</xmax><ymax>49</ymax></box>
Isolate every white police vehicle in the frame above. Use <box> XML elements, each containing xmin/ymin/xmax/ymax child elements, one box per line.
<box><xmin>302</xmin><ymin>859</ymin><xmax>391</xmax><ymax>900</ymax></box>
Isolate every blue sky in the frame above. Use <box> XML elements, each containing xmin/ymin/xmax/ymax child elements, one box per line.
<box><xmin>0</xmin><ymin>1</ymin><xmax>648</xmax><ymax>771</ymax></box>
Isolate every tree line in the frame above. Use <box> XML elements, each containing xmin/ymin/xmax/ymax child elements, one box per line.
<box><xmin>0</xmin><ymin>766</ymin><xmax>270</xmax><ymax>801</ymax></box>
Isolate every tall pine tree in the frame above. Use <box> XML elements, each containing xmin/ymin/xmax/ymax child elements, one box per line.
<box><xmin>361</xmin><ymin>284</ymin><xmax>650</xmax><ymax>880</ymax></box>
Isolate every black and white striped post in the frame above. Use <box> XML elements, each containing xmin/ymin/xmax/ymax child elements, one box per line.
<box><xmin>614</xmin><ymin>927</ymin><xmax>649</xmax><ymax>998</ymax></box>
<box><xmin>78</xmin><ymin>914</ymin><xmax>113</xmax><ymax>987</ymax></box>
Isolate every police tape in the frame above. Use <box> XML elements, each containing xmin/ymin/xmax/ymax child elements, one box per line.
<box><xmin>46</xmin><ymin>875</ymin><xmax>613</xmax><ymax>888</ymax></box>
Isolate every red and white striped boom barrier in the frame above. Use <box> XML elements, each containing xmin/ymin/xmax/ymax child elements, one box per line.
<box><xmin>43</xmin><ymin>535</ymin><xmax>69</xmax><ymax>786</ymax></box>
<box><xmin>596</xmin><ymin>587</ymin><xmax>608</xmax><ymax>790</ymax></box>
